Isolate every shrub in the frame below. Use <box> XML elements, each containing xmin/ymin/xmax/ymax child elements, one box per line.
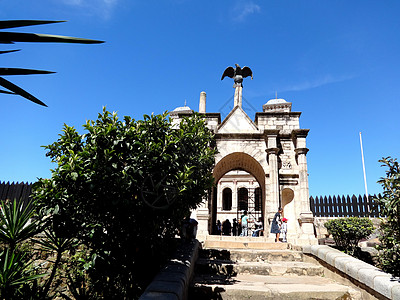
<box><xmin>373</xmin><ymin>157</ymin><xmax>400</xmax><ymax>277</ymax></box>
<box><xmin>32</xmin><ymin>108</ymin><xmax>216</xmax><ymax>298</ymax></box>
<box><xmin>324</xmin><ymin>217</ymin><xmax>374</xmax><ymax>255</ymax></box>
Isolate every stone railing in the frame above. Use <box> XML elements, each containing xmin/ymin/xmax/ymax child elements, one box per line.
<box><xmin>303</xmin><ymin>245</ymin><xmax>400</xmax><ymax>300</ymax></box>
<box><xmin>139</xmin><ymin>239</ymin><xmax>200</xmax><ymax>300</ymax></box>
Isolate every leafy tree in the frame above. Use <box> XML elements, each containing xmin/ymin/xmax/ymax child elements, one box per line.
<box><xmin>0</xmin><ymin>20</ymin><xmax>103</xmax><ymax>106</ymax></box>
<box><xmin>32</xmin><ymin>108</ymin><xmax>216</xmax><ymax>298</ymax></box>
<box><xmin>324</xmin><ymin>217</ymin><xmax>374</xmax><ymax>255</ymax></box>
<box><xmin>373</xmin><ymin>157</ymin><xmax>400</xmax><ymax>277</ymax></box>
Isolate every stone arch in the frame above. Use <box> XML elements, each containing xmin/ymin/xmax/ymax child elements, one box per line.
<box><xmin>213</xmin><ymin>152</ymin><xmax>265</xmax><ymax>188</ymax></box>
<box><xmin>212</xmin><ymin>152</ymin><xmax>266</xmax><ymax>227</ymax></box>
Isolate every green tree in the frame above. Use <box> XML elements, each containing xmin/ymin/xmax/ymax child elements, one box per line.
<box><xmin>373</xmin><ymin>157</ymin><xmax>400</xmax><ymax>277</ymax></box>
<box><xmin>0</xmin><ymin>20</ymin><xmax>103</xmax><ymax>106</ymax></box>
<box><xmin>32</xmin><ymin>108</ymin><xmax>216</xmax><ymax>298</ymax></box>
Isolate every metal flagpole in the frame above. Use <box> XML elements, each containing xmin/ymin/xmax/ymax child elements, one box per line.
<box><xmin>359</xmin><ymin>132</ymin><xmax>370</xmax><ymax>212</ymax></box>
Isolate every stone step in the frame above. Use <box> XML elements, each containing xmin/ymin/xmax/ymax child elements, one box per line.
<box><xmin>204</xmin><ymin>239</ymin><xmax>289</xmax><ymax>250</ymax></box>
<box><xmin>236</xmin><ymin>261</ymin><xmax>324</xmax><ymax>276</ymax></box>
<box><xmin>195</xmin><ymin>258</ymin><xmax>323</xmax><ymax>277</ymax></box>
<box><xmin>189</xmin><ymin>274</ymin><xmax>363</xmax><ymax>300</ymax></box>
<box><xmin>229</xmin><ymin>249</ymin><xmax>304</xmax><ymax>262</ymax></box>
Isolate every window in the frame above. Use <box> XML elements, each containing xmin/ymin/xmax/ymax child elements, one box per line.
<box><xmin>222</xmin><ymin>188</ymin><xmax>232</xmax><ymax>211</ymax></box>
<box><xmin>238</xmin><ymin>187</ymin><xmax>248</xmax><ymax>211</ymax></box>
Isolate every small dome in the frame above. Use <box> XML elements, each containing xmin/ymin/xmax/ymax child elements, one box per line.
<box><xmin>265</xmin><ymin>98</ymin><xmax>287</xmax><ymax>105</ymax></box>
<box><xmin>263</xmin><ymin>98</ymin><xmax>292</xmax><ymax>113</ymax></box>
<box><xmin>172</xmin><ymin>105</ymin><xmax>192</xmax><ymax>112</ymax></box>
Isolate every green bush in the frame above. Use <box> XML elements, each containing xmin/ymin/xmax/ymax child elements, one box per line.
<box><xmin>324</xmin><ymin>217</ymin><xmax>374</xmax><ymax>255</ymax></box>
<box><xmin>32</xmin><ymin>108</ymin><xmax>216</xmax><ymax>298</ymax></box>
<box><xmin>373</xmin><ymin>157</ymin><xmax>400</xmax><ymax>277</ymax></box>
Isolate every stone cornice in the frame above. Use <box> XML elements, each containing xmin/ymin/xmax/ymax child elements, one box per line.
<box><xmin>255</xmin><ymin>111</ymin><xmax>302</xmax><ymax>123</ymax></box>
<box><xmin>265</xmin><ymin>147</ymin><xmax>279</xmax><ymax>155</ymax></box>
<box><xmin>292</xmin><ymin>129</ymin><xmax>310</xmax><ymax>139</ymax></box>
<box><xmin>215</xmin><ymin>133</ymin><xmax>264</xmax><ymax>140</ymax></box>
<box><xmin>200</xmin><ymin>112</ymin><xmax>221</xmax><ymax>123</ymax></box>
<box><xmin>295</xmin><ymin>148</ymin><xmax>309</xmax><ymax>155</ymax></box>
<box><xmin>263</xmin><ymin>129</ymin><xmax>280</xmax><ymax>137</ymax></box>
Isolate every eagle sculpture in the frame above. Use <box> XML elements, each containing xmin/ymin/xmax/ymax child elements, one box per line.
<box><xmin>221</xmin><ymin>64</ymin><xmax>253</xmax><ymax>87</ymax></box>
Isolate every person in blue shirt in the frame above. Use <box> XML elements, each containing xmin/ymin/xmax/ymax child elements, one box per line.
<box><xmin>241</xmin><ymin>210</ymin><xmax>249</xmax><ymax>236</ymax></box>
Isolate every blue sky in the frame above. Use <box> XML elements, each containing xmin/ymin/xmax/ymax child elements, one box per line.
<box><xmin>1</xmin><ymin>0</ymin><xmax>399</xmax><ymax>198</ymax></box>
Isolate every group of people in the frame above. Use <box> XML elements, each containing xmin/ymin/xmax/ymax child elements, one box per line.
<box><xmin>215</xmin><ymin>207</ymin><xmax>288</xmax><ymax>242</ymax></box>
<box><xmin>215</xmin><ymin>211</ymin><xmax>264</xmax><ymax>237</ymax></box>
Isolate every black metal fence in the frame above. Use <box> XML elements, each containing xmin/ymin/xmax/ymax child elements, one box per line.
<box><xmin>310</xmin><ymin>194</ymin><xmax>383</xmax><ymax>218</ymax></box>
<box><xmin>0</xmin><ymin>181</ymin><xmax>33</xmax><ymax>205</ymax></box>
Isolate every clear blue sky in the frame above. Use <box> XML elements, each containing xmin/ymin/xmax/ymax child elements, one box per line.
<box><xmin>1</xmin><ymin>1</ymin><xmax>399</xmax><ymax>197</ymax></box>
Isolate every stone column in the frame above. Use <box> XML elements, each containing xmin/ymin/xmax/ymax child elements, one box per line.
<box><xmin>232</xmin><ymin>179</ymin><xmax>238</xmax><ymax>211</ymax></box>
<box><xmin>293</xmin><ymin>129</ymin><xmax>317</xmax><ymax>245</ymax></box>
<box><xmin>199</xmin><ymin>91</ymin><xmax>206</xmax><ymax>113</ymax></box>
<box><xmin>234</xmin><ymin>86</ymin><xmax>243</xmax><ymax>107</ymax></box>
<box><xmin>264</xmin><ymin>130</ymin><xmax>280</xmax><ymax>236</ymax></box>
<box><xmin>195</xmin><ymin>197</ymin><xmax>210</xmax><ymax>241</ymax></box>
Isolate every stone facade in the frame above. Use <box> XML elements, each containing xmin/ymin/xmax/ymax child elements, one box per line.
<box><xmin>171</xmin><ymin>90</ymin><xmax>316</xmax><ymax>245</ymax></box>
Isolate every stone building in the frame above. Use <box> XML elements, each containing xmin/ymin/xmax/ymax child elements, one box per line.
<box><xmin>171</xmin><ymin>87</ymin><xmax>316</xmax><ymax>245</ymax></box>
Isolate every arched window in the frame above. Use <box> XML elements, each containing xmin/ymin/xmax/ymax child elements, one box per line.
<box><xmin>222</xmin><ymin>188</ymin><xmax>232</xmax><ymax>211</ymax></box>
<box><xmin>238</xmin><ymin>187</ymin><xmax>248</xmax><ymax>211</ymax></box>
<box><xmin>255</xmin><ymin>187</ymin><xmax>262</xmax><ymax>211</ymax></box>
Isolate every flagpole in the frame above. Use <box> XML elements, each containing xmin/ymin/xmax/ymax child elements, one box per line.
<box><xmin>359</xmin><ymin>132</ymin><xmax>370</xmax><ymax>212</ymax></box>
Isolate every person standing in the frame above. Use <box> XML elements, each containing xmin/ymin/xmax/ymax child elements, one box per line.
<box><xmin>270</xmin><ymin>207</ymin><xmax>283</xmax><ymax>242</ymax></box>
<box><xmin>241</xmin><ymin>210</ymin><xmax>249</xmax><ymax>236</ymax></box>
<box><xmin>216</xmin><ymin>220</ymin><xmax>222</xmax><ymax>235</ymax></box>
<box><xmin>232</xmin><ymin>218</ymin><xmax>238</xmax><ymax>236</ymax></box>
<box><xmin>222</xmin><ymin>219</ymin><xmax>232</xmax><ymax>236</ymax></box>
<box><xmin>281</xmin><ymin>218</ymin><xmax>288</xmax><ymax>242</ymax></box>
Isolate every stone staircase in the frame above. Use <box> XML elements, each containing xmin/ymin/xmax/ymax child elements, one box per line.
<box><xmin>189</xmin><ymin>237</ymin><xmax>365</xmax><ymax>299</ymax></box>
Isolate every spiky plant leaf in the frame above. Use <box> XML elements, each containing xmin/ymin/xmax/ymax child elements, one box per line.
<box><xmin>0</xmin><ymin>77</ymin><xmax>47</xmax><ymax>106</ymax></box>
<box><xmin>0</xmin><ymin>49</ymin><xmax>20</xmax><ymax>54</ymax></box>
<box><xmin>0</xmin><ymin>20</ymin><xmax>65</xmax><ymax>30</ymax></box>
<box><xmin>0</xmin><ymin>32</ymin><xmax>104</xmax><ymax>44</ymax></box>
<box><xmin>0</xmin><ymin>199</ymin><xmax>43</xmax><ymax>248</ymax></box>
<box><xmin>0</xmin><ymin>68</ymin><xmax>55</xmax><ymax>76</ymax></box>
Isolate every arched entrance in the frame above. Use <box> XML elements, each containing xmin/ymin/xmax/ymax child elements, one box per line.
<box><xmin>212</xmin><ymin>152</ymin><xmax>266</xmax><ymax>235</ymax></box>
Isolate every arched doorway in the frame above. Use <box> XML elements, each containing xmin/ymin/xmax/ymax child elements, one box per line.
<box><xmin>212</xmin><ymin>152</ymin><xmax>266</xmax><ymax>235</ymax></box>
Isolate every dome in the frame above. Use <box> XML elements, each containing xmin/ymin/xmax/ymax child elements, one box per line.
<box><xmin>172</xmin><ymin>105</ymin><xmax>192</xmax><ymax>112</ymax></box>
<box><xmin>265</xmin><ymin>98</ymin><xmax>287</xmax><ymax>105</ymax></box>
<box><xmin>263</xmin><ymin>98</ymin><xmax>292</xmax><ymax>113</ymax></box>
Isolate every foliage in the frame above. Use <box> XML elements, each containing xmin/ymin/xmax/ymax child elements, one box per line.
<box><xmin>0</xmin><ymin>198</ymin><xmax>45</xmax><ymax>299</ymax></box>
<box><xmin>0</xmin><ymin>199</ymin><xmax>43</xmax><ymax>250</ymax></box>
<box><xmin>324</xmin><ymin>217</ymin><xmax>374</xmax><ymax>255</ymax></box>
<box><xmin>373</xmin><ymin>157</ymin><xmax>400</xmax><ymax>277</ymax></box>
<box><xmin>0</xmin><ymin>20</ymin><xmax>104</xmax><ymax>106</ymax></box>
<box><xmin>32</xmin><ymin>108</ymin><xmax>216</xmax><ymax>298</ymax></box>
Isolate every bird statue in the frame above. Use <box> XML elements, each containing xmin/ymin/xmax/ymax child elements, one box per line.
<box><xmin>221</xmin><ymin>63</ymin><xmax>253</xmax><ymax>87</ymax></box>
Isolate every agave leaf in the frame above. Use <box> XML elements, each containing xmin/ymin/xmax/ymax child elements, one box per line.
<box><xmin>0</xmin><ymin>32</ymin><xmax>104</xmax><ymax>44</ymax></box>
<box><xmin>0</xmin><ymin>20</ymin><xmax>65</xmax><ymax>30</ymax></box>
<box><xmin>0</xmin><ymin>77</ymin><xmax>48</xmax><ymax>106</ymax></box>
<box><xmin>0</xmin><ymin>68</ymin><xmax>55</xmax><ymax>76</ymax></box>
<box><xmin>0</xmin><ymin>199</ymin><xmax>43</xmax><ymax>247</ymax></box>
<box><xmin>0</xmin><ymin>89</ymin><xmax>15</xmax><ymax>94</ymax></box>
<box><xmin>0</xmin><ymin>249</ymin><xmax>46</xmax><ymax>289</ymax></box>
<box><xmin>34</xmin><ymin>229</ymin><xmax>78</xmax><ymax>253</ymax></box>
<box><xmin>0</xmin><ymin>49</ymin><xmax>20</xmax><ymax>54</ymax></box>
